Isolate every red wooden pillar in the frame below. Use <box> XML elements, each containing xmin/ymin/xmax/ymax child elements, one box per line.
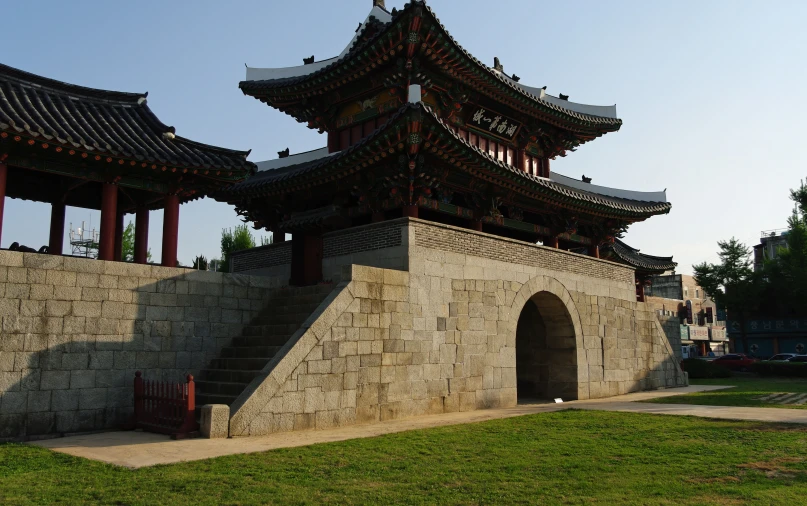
<box><xmin>471</xmin><ymin>220</ymin><xmax>483</xmax><ymax>232</ymax></box>
<box><xmin>99</xmin><ymin>183</ymin><xmax>118</xmax><ymax>261</ymax></box>
<box><xmin>543</xmin><ymin>157</ymin><xmax>551</xmax><ymax>178</ymax></box>
<box><xmin>549</xmin><ymin>235</ymin><xmax>559</xmax><ymax>249</ymax></box>
<box><xmin>48</xmin><ymin>202</ymin><xmax>66</xmax><ymax>255</ymax></box>
<box><xmin>161</xmin><ymin>194</ymin><xmax>180</xmax><ymax>267</ymax></box>
<box><xmin>290</xmin><ymin>233</ymin><xmax>323</xmax><ymax>286</ymax></box>
<box><xmin>327</xmin><ymin>131</ymin><xmax>340</xmax><ymax>153</ymax></box>
<box><xmin>113</xmin><ymin>211</ymin><xmax>124</xmax><ymax>261</ymax></box>
<box><xmin>589</xmin><ymin>244</ymin><xmax>600</xmax><ymax>258</ymax></box>
<box><xmin>0</xmin><ymin>158</ymin><xmax>6</xmax><ymax>247</ymax></box>
<box><xmin>636</xmin><ymin>279</ymin><xmax>646</xmax><ymax>302</ymax></box>
<box><xmin>403</xmin><ymin>205</ymin><xmax>418</xmax><ymax>218</ymax></box>
<box><xmin>134</xmin><ymin>205</ymin><xmax>149</xmax><ymax>264</ymax></box>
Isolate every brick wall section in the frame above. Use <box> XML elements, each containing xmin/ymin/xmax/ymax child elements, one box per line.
<box><xmin>231</xmin><ymin>243</ymin><xmax>292</xmax><ymax>273</ymax></box>
<box><xmin>0</xmin><ymin>251</ymin><xmax>276</xmax><ymax>441</ymax></box>
<box><xmin>410</xmin><ymin>221</ymin><xmax>634</xmax><ymax>285</ymax></box>
<box><xmin>323</xmin><ymin>221</ymin><xmax>403</xmax><ymax>258</ymax></box>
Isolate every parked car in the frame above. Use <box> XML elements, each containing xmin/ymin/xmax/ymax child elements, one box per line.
<box><xmin>787</xmin><ymin>355</ymin><xmax>807</xmax><ymax>363</ymax></box>
<box><xmin>711</xmin><ymin>353</ymin><xmax>758</xmax><ymax>372</ymax></box>
<box><xmin>767</xmin><ymin>353</ymin><xmax>798</xmax><ymax>362</ymax></box>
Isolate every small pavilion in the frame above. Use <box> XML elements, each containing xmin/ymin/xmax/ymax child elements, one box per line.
<box><xmin>601</xmin><ymin>239</ymin><xmax>677</xmax><ymax>301</ymax></box>
<box><xmin>0</xmin><ymin>64</ymin><xmax>254</xmax><ymax>266</ymax></box>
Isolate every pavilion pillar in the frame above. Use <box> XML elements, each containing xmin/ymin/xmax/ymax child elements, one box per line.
<box><xmin>403</xmin><ymin>205</ymin><xmax>418</xmax><ymax>218</ymax></box>
<box><xmin>543</xmin><ymin>158</ymin><xmax>551</xmax><ymax>178</ymax></box>
<box><xmin>0</xmin><ymin>158</ymin><xmax>7</xmax><ymax>247</ymax></box>
<box><xmin>471</xmin><ymin>220</ymin><xmax>483</xmax><ymax>232</ymax></box>
<box><xmin>134</xmin><ymin>205</ymin><xmax>149</xmax><ymax>264</ymax></box>
<box><xmin>114</xmin><ymin>211</ymin><xmax>124</xmax><ymax>262</ymax></box>
<box><xmin>99</xmin><ymin>183</ymin><xmax>118</xmax><ymax>261</ymax></box>
<box><xmin>48</xmin><ymin>203</ymin><xmax>66</xmax><ymax>255</ymax></box>
<box><xmin>290</xmin><ymin>233</ymin><xmax>323</xmax><ymax>286</ymax></box>
<box><xmin>636</xmin><ymin>278</ymin><xmax>646</xmax><ymax>302</ymax></box>
<box><xmin>272</xmin><ymin>230</ymin><xmax>286</xmax><ymax>243</ymax></box>
<box><xmin>549</xmin><ymin>235</ymin><xmax>559</xmax><ymax>249</ymax></box>
<box><xmin>589</xmin><ymin>244</ymin><xmax>600</xmax><ymax>258</ymax></box>
<box><xmin>161</xmin><ymin>194</ymin><xmax>180</xmax><ymax>268</ymax></box>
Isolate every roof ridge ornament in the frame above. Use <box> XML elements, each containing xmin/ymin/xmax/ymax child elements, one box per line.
<box><xmin>303</xmin><ymin>56</ymin><xmax>314</xmax><ymax>65</ymax></box>
<box><xmin>278</xmin><ymin>147</ymin><xmax>290</xmax><ymax>158</ymax></box>
<box><xmin>373</xmin><ymin>0</ymin><xmax>385</xmax><ymax>9</ymax></box>
<box><xmin>493</xmin><ymin>57</ymin><xmax>504</xmax><ymax>73</ymax></box>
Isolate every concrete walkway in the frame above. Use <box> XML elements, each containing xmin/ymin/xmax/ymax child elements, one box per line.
<box><xmin>31</xmin><ymin>385</ymin><xmax>807</xmax><ymax>469</ymax></box>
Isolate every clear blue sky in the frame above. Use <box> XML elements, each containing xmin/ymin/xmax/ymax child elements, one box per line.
<box><xmin>3</xmin><ymin>0</ymin><xmax>806</xmax><ymax>272</ymax></box>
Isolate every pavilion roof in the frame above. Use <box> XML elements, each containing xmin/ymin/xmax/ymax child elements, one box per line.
<box><xmin>240</xmin><ymin>1</ymin><xmax>621</xmax><ymax>137</ymax></box>
<box><xmin>0</xmin><ymin>63</ymin><xmax>254</xmax><ymax>175</ymax></box>
<box><xmin>219</xmin><ymin>102</ymin><xmax>670</xmax><ymax>220</ymax></box>
<box><xmin>601</xmin><ymin>239</ymin><xmax>677</xmax><ymax>273</ymax></box>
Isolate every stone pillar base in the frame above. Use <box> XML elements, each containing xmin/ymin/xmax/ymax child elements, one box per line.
<box><xmin>200</xmin><ymin>404</ymin><xmax>230</xmax><ymax>439</ymax></box>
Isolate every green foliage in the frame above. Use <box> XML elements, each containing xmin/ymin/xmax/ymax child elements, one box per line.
<box><xmin>681</xmin><ymin>358</ymin><xmax>731</xmax><ymax>379</ymax></box>
<box><xmin>753</xmin><ymin>361</ymin><xmax>807</xmax><ymax>378</ymax></box>
<box><xmin>763</xmin><ymin>180</ymin><xmax>807</xmax><ymax>313</ymax></box>
<box><xmin>220</xmin><ymin>225</ymin><xmax>257</xmax><ymax>273</ymax></box>
<box><xmin>693</xmin><ymin>238</ymin><xmax>762</xmax><ymax>353</ymax></box>
<box><xmin>192</xmin><ymin>255</ymin><xmax>208</xmax><ymax>270</ymax></box>
<box><xmin>4</xmin><ymin>411</ymin><xmax>807</xmax><ymax>504</ymax></box>
<box><xmin>121</xmin><ymin>221</ymin><xmax>152</xmax><ymax>263</ymax></box>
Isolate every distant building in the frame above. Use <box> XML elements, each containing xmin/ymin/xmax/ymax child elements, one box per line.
<box><xmin>645</xmin><ymin>274</ymin><xmax>727</xmax><ymax>357</ymax></box>
<box><xmin>754</xmin><ymin>228</ymin><xmax>788</xmax><ymax>271</ymax></box>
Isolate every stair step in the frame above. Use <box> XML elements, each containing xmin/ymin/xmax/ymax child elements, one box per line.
<box><xmin>242</xmin><ymin>323</ymin><xmax>301</xmax><ymax>337</ymax></box>
<box><xmin>199</xmin><ymin>369</ymin><xmax>263</xmax><ymax>384</ymax></box>
<box><xmin>195</xmin><ymin>380</ymin><xmax>251</xmax><ymax>396</ymax></box>
<box><xmin>231</xmin><ymin>335</ymin><xmax>293</xmax><ymax>348</ymax></box>
<box><xmin>219</xmin><ymin>345</ymin><xmax>283</xmax><ymax>358</ymax></box>
<box><xmin>196</xmin><ymin>392</ymin><xmax>239</xmax><ymax>406</ymax></box>
<box><xmin>210</xmin><ymin>357</ymin><xmax>272</xmax><ymax>370</ymax></box>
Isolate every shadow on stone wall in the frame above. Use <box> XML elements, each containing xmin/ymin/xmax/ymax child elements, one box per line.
<box><xmin>0</xmin><ymin>252</ymin><xmax>280</xmax><ymax>442</ymax></box>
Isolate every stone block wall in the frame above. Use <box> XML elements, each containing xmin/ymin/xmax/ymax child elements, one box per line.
<box><xmin>0</xmin><ymin>251</ymin><xmax>278</xmax><ymax>441</ymax></box>
<box><xmin>228</xmin><ymin>221</ymin><xmax>686</xmax><ymax>436</ymax></box>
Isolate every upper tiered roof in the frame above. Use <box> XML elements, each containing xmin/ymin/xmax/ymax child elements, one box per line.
<box><xmin>240</xmin><ymin>1</ymin><xmax>621</xmax><ymax>148</ymax></box>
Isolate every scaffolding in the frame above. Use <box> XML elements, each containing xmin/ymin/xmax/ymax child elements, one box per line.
<box><xmin>69</xmin><ymin>221</ymin><xmax>99</xmax><ymax>258</ymax></box>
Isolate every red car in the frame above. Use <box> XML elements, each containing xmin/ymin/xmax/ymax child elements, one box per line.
<box><xmin>711</xmin><ymin>353</ymin><xmax>758</xmax><ymax>372</ymax></box>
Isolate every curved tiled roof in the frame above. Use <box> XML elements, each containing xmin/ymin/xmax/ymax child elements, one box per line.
<box><xmin>221</xmin><ymin>103</ymin><xmax>670</xmax><ymax>219</ymax></box>
<box><xmin>240</xmin><ymin>1</ymin><xmax>621</xmax><ymax>131</ymax></box>
<box><xmin>602</xmin><ymin>239</ymin><xmax>677</xmax><ymax>272</ymax></box>
<box><xmin>0</xmin><ymin>63</ymin><xmax>254</xmax><ymax>173</ymax></box>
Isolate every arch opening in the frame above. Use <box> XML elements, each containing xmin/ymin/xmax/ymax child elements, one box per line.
<box><xmin>515</xmin><ymin>291</ymin><xmax>578</xmax><ymax>402</ymax></box>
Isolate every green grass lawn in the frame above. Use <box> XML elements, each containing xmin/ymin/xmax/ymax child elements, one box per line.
<box><xmin>2</xmin><ymin>411</ymin><xmax>807</xmax><ymax>505</ymax></box>
<box><xmin>646</xmin><ymin>376</ymin><xmax>807</xmax><ymax>410</ymax></box>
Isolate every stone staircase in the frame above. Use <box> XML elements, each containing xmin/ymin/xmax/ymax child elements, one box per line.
<box><xmin>195</xmin><ymin>283</ymin><xmax>335</xmax><ymax>409</ymax></box>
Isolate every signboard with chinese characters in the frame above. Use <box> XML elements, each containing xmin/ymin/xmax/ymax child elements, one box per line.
<box><xmin>466</xmin><ymin>106</ymin><xmax>522</xmax><ymax>141</ymax></box>
<box><xmin>727</xmin><ymin>318</ymin><xmax>807</xmax><ymax>335</ymax></box>
<box><xmin>687</xmin><ymin>326</ymin><xmax>709</xmax><ymax>341</ymax></box>
<box><xmin>709</xmin><ymin>327</ymin><xmax>727</xmax><ymax>341</ymax></box>
<box><xmin>685</xmin><ymin>300</ymin><xmax>693</xmax><ymax>325</ymax></box>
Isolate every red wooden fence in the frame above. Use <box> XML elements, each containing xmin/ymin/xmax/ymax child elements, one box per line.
<box><xmin>133</xmin><ymin>371</ymin><xmax>198</xmax><ymax>439</ymax></box>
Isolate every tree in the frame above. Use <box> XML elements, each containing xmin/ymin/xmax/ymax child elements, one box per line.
<box><xmin>764</xmin><ymin>180</ymin><xmax>807</xmax><ymax>313</ymax></box>
<box><xmin>121</xmin><ymin>221</ymin><xmax>152</xmax><ymax>263</ymax></box>
<box><xmin>192</xmin><ymin>255</ymin><xmax>208</xmax><ymax>270</ymax></box>
<box><xmin>220</xmin><ymin>225</ymin><xmax>257</xmax><ymax>273</ymax></box>
<box><xmin>693</xmin><ymin>238</ymin><xmax>762</xmax><ymax>354</ymax></box>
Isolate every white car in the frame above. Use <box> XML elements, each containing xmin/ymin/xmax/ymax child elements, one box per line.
<box><xmin>767</xmin><ymin>353</ymin><xmax>798</xmax><ymax>362</ymax></box>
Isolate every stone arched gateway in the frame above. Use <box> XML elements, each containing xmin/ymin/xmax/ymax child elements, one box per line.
<box><xmin>508</xmin><ymin>276</ymin><xmax>590</xmax><ymax>401</ymax></box>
